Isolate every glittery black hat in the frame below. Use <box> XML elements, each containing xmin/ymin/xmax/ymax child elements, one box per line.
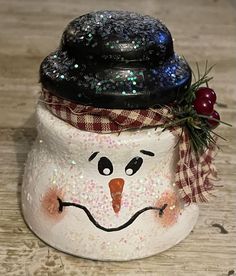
<box><xmin>40</xmin><ymin>10</ymin><xmax>191</xmax><ymax>109</ymax></box>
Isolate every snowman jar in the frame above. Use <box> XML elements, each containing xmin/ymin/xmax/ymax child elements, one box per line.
<box><xmin>22</xmin><ymin>11</ymin><xmax>215</xmax><ymax>261</ymax></box>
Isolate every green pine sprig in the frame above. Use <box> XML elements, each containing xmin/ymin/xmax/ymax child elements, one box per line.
<box><xmin>162</xmin><ymin>62</ymin><xmax>231</xmax><ymax>153</ymax></box>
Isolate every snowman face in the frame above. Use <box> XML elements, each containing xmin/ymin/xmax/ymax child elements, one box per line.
<box><xmin>56</xmin><ymin>149</ymin><xmax>168</xmax><ymax>232</ymax></box>
<box><xmin>39</xmin><ymin>127</ymin><xmax>180</xmax><ymax>232</ymax></box>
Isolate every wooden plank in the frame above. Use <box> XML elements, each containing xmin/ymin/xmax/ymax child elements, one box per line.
<box><xmin>0</xmin><ymin>0</ymin><xmax>236</xmax><ymax>275</ymax></box>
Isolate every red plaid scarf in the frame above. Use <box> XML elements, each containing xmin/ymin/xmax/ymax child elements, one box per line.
<box><xmin>41</xmin><ymin>89</ymin><xmax>217</xmax><ymax>204</ymax></box>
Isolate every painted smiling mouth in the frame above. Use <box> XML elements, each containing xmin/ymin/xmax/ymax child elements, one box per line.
<box><xmin>57</xmin><ymin>197</ymin><xmax>167</xmax><ymax>232</ymax></box>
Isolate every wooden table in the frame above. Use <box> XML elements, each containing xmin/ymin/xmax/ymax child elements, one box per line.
<box><xmin>0</xmin><ymin>0</ymin><xmax>235</xmax><ymax>275</ymax></box>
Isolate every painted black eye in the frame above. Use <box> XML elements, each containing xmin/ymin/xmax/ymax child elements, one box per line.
<box><xmin>98</xmin><ymin>157</ymin><xmax>113</xmax><ymax>176</ymax></box>
<box><xmin>125</xmin><ymin>157</ymin><xmax>143</xmax><ymax>176</ymax></box>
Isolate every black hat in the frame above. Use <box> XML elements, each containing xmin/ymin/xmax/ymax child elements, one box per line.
<box><xmin>40</xmin><ymin>10</ymin><xmax>191</xmax><ymax>109</ymax></box>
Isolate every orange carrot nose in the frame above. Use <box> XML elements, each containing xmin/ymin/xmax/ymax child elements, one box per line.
<box><xmin>108</xmin><ymin>178</ymin><xmax>125</xmax><ymax>214</ymax></box>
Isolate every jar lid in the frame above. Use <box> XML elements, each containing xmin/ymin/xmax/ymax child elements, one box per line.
<box><xmin>40</xmin><ymin>10</ymin><xmax>191</xmax><ymax>109</ymax></box>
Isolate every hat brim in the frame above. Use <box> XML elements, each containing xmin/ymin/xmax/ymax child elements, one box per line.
<box><xmin>40</xmin><ymin>50</ymin><xmax>191</xmax><ymax>109</ymax></box>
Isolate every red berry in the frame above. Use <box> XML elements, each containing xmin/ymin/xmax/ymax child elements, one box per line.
<box><xmin>193</xmin><ymin>97</ymin><xmax>214</xmax><ymax>115</ymax></box>
<box><xmin>208</xmin><ymin>110</ymin><xmax>220</xmax><ymax>128</ymax></box>
<box><xmin>195</xmin><ymin>87</ymin><xmax>217</xmax><ymax>104</ymax></box>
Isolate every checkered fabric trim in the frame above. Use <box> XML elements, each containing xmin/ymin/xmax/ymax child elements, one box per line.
<box><xmin>173</xmin><ymin>127</ymin><xmax>217</xmax><ymax>203</ymax></box>
<box><xmin>41</xmin><ymin>89</ymin><xmax>217</xmax><ymax>204</ymax></box>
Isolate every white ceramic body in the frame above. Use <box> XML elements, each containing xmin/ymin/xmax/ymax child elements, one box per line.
<box><xmin>22</xmin><ymin>103</ymin><xmax>199</xmax><ymax>261</ymax></box>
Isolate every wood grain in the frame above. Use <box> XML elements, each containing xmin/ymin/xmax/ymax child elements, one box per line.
<box><xmin>0</xmin><ymin>0</ymin><xmax>236</xmax><ymax>275</ymax></box>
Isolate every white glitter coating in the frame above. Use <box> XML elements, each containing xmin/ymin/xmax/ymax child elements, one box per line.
<box><xmin>21</xmin><ymin>103</ymin><xmax>199</xmax><ymax>261</ymax></box>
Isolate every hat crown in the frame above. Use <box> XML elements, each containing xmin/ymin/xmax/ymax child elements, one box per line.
<box><xmin>61</xmin><ymin>10</ymin><xmax>173</xmax><ymax>64</ymax></box>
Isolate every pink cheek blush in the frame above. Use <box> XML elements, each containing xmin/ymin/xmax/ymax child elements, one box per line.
<box><xmin>41</xmin><ymin>187</ymin><xmax>66</xmax><ymax>221</ymax></box>
<box><xmin>156</xmin><ymin>190</ymin><xmax>180</xmax><ymax>227</ymax></box>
